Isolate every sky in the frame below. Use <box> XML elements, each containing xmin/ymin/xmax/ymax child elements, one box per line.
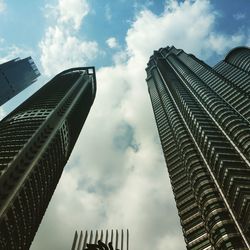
<box><xmin>0</xmin><ymin>0</ymin><xmax>249</xmax><ymax>249</ymax></box>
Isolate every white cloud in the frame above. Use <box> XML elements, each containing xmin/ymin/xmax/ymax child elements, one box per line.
<box><xmin>207</xmin><ymin>32</ymin><xmax>245</xmax><ymax>55</ymax></box>
<box><xmin>233</xmin><ymin>12</ymin><xmax>246</xmax><ymax>21</ymax></box>
<box><xmin>39</xmin><ymin>0</ymin><xmax>99</xmax><ymax>76</ymax></box>
<box><xmin>126</xmin><ymin>0</ymin><xmax>247</xmax><ymax>61</ymax></box>
<box><xmin>112</xmin><ymin>50</ymin><xmax>128</xmax><ymax>64</ymax></box>
<box><xmin>105</xmin><ymin>4</ymin><xmax>112</xmax><ymax>21</ymax></box>
<box><xmin>32</xmin><ymin>1</ymin><xmax>250</xmax><ymax>250</ymax></box>
<box><xmin>0</xmin><ymin>41</ymin><xmax>33</xmax><ymax>64</ymax></box>
<box><xmin>156</xmin><ymin>234</ymin><xmax>186</xmax><ymax>250</ymax></box>
<box><xmin>106</xmin><ymin>37</ymin><xmax>119</xmax><ymax>49</ymax></box>
<box><xmin>0</xmin><ymin>46</ymin><xmax>23</xmax><ymax>63</ymax></box>
<box><xmin>39</xmin><ymin>26</ymin><xmax>98</xmax><ymax>76</ymax></box>
<box><xmin>58</xmin><ymin>0</ymin><xmax>89</xmax><ymax>30</ymax></box>
<box><xmin>0</xmin><ymin>0</ymin><xmax>6</xmax><ymax>12</ymax></box>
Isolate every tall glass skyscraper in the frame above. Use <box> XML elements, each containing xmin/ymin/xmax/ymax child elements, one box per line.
<box><xmin>146</xmin><ymin>46</ymin><xmax>250</xmax><ymax>249</ymax></box>
<box><xmin>0</xmin><ymin>67</ymin><xmax>96</xmax><ymax>249</ymax></box>
<box><xmin>0</xmin><ymin>57</ymin><xmax>40</xmax><ymax>106</ymax></box>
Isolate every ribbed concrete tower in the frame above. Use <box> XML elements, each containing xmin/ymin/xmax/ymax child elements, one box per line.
<box><xmin>0</xmin><ymin>67</ymin><xmax>96</xmax><ymax>250</ymax></box>
<box><xmin>146</xmin><ymin>46</ymin><xmax>250</xmax><ymax>249</ymax></box>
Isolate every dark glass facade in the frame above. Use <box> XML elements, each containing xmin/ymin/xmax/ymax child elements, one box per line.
<box><xmin>0</xmin><ymin>57</ymin><xmax>40</xmax><ymax>106</ymax></box>
<box><xmin>0</xmin><ymin>67</ymin><xmax>96</xmax><ymax>249</ymax></box>
<box><xmin>146</xmin><ymin>46</ymin><xmax>250</xmax><ymax>249</ymax></box>
<box><xmin>71</xmin><ymin>229</ymin><xmax>129</xmax><ymax>250</ymax></box>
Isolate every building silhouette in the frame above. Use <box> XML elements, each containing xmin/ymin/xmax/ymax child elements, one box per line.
<box><xmin>146</xmin><ymin>46</ymin><xmax>250</xmax><ymax>249</ymax></box>
<box><xmin>0</xmin><ymin>57</ymin><xmax>40</xmax><ymax>106</ymax></box>
<box><xmin>0</xmin><ymin>67</ymin><xmax>96</xmax><ymax>249</ymax></box>
<box><xmin>71</xmin><ymin>229</ymin><xmax>129</xmax><ymax>250</ymax></box>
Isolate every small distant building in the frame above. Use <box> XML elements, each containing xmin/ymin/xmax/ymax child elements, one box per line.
<box><xmin>0</xmin><ymin>57</ymin><xmax>40</xmax><ymax>106</ymax></box>
<box><xmin>71</xmin><ymin>229</ymin><xmax>129</xmax><ymax>250</ymax></box>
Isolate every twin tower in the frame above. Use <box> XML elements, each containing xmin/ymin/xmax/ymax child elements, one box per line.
<box><xmin>0</xmin><ymin>46</ymin><xmax>250</xmax><ymax>249</ymax></box>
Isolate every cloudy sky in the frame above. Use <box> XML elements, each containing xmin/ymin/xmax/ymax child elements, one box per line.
<box><xmin>0</xmin><ymin>0</ymin><xmax>250</xmax><ymax>249</ymax></box>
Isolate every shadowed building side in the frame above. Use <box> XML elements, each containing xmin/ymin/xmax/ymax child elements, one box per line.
<box><xmin>0</xmin><ymin>57</ymin><xmax>40</xmax><ymax>106</ymax></box>
<box><xmin>71</xmin><ymin>229</ymin><xmax>129</xmax><ymax>250</ymax></box>
<box><xmin>0</xmin><ymin>67</ymin><xmax>96</xmax><ymax>249</ymax></box>
<box><xmin>146</xmin><ymin>46</ymin><xmax>250</xmax><ymax>249</ymax></box>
